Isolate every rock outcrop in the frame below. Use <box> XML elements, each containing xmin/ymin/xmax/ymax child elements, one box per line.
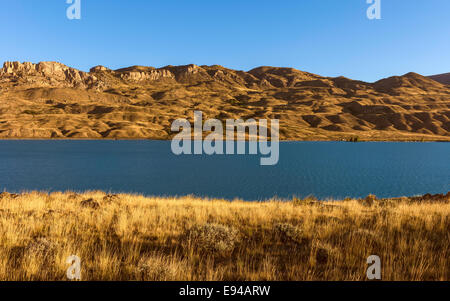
<box><xmin>118</xmin><ymin>68</ymin><xmax>175</xmax><ymax>82</ymax></box>
<box><xmin>1</xmin><ymin>61</ymin><xmax>97</xmax><ymax>88</ymax></box>
<box><xmin>90</xmin><ymin>65</ymin><xmax>110</xmax><ymax>72</ymax></box>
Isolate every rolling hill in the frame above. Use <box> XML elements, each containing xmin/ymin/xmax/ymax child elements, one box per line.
<box><xmin>0</xmin><ymin>61</ymin><xmax>449</xmax><ymax>141</ymax></box>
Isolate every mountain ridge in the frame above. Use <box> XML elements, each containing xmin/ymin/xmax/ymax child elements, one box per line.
<box><xmin>428</xmin><ymin>72</ymin><xmax>450</xmax><ymax>85</ymax></box>
<box><xmin>0</xmin><ymin>61</ymin><xmax>449</xmax><ymax>141</ymax></box>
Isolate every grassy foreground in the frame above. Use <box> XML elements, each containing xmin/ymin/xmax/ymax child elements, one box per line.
<box><xmin>0</xmin><ymin>191</ymin><xmax>448</xmax><ymax>281</ymax></box>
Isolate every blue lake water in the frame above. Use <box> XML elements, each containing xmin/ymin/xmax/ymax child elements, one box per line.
<box><xmin>0</xmin><ymin>140</ymin><xmax>448</xmax><ymax>200</ymax></box>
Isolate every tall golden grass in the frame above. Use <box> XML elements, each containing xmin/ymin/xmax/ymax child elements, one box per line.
<box><xmin>0</xmin><ymin>191</ymin><xmax>448</xmax><ymax>281</ymax></box>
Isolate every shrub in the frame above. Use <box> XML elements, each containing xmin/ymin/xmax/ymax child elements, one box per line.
<box><xmin>136</xmin><ymin>255</ymin><xmax>181</xmax><ymax>281</ymax></box>
<box><xmin>22</xmin><ymin>110</ymin><xmax>39</xmax><ymax>115</ymax></box>
<box><xmin>184</xmin><ymin>223</ymin><xmax>239</xmax><ymax>255</ymax></box>
<box><xmin>25</xmin><ymin>237</ymin><xmax>58</xmax><ymax>265</ymax></box>
<box><xmin>312</xmin><ymin>242</ymin><xmax>337</xmax><ymax>266</ymax></box>
<box><xmin>315</xmin><ymin>247</ymin><xmax>329</xmax><ymax>265</ymax></box>
<box><xmin>103</xmin><ymin>194</ymin><xmax>120</xmax><ymax>203</ymax></box>
<box><xmin>68</xmin><ymin>193</ymin><xmax>80</xmax><ymax>200</ymax></box>
<box><xmin>80</xmin><ymin>198</ymin><xmax>100</xmax><ymax>209</ymax></box>
<box><xmin>360</xmin><ymin>194</ymin><xmax>377</xmax><ymax>207</ymax></box>
<box><xmin>274</xmin><ymin>223</ymin><xmax>303</xmax><ymax>243</ymax></box>
<box><xmin>348</xmin><ymin>136</ymin><xmax>360</xmax><ymax>142</ymax></box>
<box><xmin>292</xmin><ymin>195</ymin><xmax>318</xmax><ymax>206</ymax></box>
<box><xmin>0</xmin><ymin>192</ymin><xmax>20</xmax><ymax>200</ymax></box>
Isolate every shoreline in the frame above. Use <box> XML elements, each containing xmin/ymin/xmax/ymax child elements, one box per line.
<box><xmin>1</xmin><ymin>191</ymin><xmax>449</xmax><ymax>203</ymax></box>
<box><xmin>0</xmin><ymin>138</ymin><xmax>449</xmax><ymax>142</ymax></box>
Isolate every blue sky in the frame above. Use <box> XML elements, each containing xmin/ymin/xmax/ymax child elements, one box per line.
<box><xmin>0</xmin><ymin>0</ymin><xmax>449</xmax><ymax>82</ymax></box>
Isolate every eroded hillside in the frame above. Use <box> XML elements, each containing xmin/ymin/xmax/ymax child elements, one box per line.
<box><xmin>0</xmin><ymin>61</ymin><xmax>449</xmax><ymax>140</ymax></box>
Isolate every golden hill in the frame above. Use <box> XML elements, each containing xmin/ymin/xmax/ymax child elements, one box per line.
<box><xmin>0</xmin><ymin>61</ymin><xmax>449</xmax><ymax>141</ymax></box>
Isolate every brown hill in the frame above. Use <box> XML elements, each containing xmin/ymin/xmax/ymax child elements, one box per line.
<box><xmin>0</xmin><ymin>61</ymin><xmax>449</xmax><ymax>141</ymax></box>
<box><xmin>428</xmin><ymin>73</ymin><xmax>450</xmax><ymax>85</ymax></box>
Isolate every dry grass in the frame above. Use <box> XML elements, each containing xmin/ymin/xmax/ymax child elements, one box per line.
<box><xmin>0</xmin><ymin>191</ymin><xmax>448</xmax><ymax>281</ymax></box>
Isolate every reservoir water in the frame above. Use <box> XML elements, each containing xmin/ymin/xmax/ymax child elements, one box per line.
<box><xmin>0</xmin><ymin>140</ymin><xmax>448</xmax><ymax>200</ymax></box>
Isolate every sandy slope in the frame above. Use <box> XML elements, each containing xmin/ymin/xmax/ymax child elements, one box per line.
<box><xmin>0</xmin><ymin>61</ymin><xmax>449</xmax><ymax>141</ymax></box>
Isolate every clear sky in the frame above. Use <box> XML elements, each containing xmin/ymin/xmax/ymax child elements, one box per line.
<box><xmin>0</xmin><ymin>0</ymin><xmax>449</xmax><ymax>82</ymax></box>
